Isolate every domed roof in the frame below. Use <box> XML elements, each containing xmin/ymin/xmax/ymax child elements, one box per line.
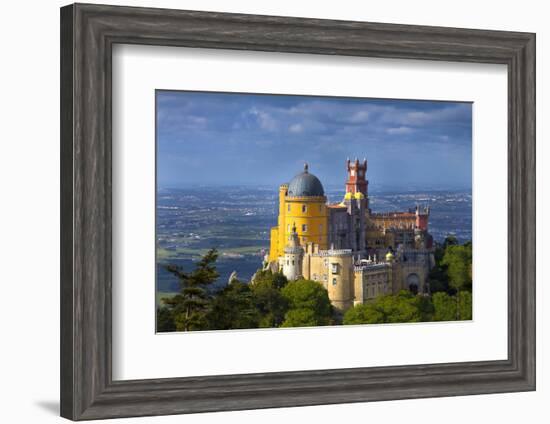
<box><xmin>287</xmin><ymin>164</ymin><xmax>325</xmax><ymax>197</ymax></box>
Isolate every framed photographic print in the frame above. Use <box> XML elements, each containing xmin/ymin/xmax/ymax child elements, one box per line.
<box><xmin>60</xmin><ymin>3</ymin><xmax>536</xmax><ymax>421</ymax></box>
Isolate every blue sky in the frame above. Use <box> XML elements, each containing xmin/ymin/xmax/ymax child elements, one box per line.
<box><xmin>157</xmin><ymin>91</ymin><xmax>472</xmax><ymax>191</ymax></box>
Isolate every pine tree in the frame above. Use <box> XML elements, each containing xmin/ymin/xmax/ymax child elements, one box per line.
<box><xmin>163</xmin><ymin>249</ymin><xmax>219</xmax><ymax>331</ymax></box>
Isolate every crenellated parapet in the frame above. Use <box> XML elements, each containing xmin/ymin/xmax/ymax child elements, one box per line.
<box><xmin>312</xmin><ymin>248</ymin><xmax>353</xmax><ymax>257</ymax></box>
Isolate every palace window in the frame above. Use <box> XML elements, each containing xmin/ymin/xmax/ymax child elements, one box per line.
<box><xmin>287</xmin><ymin>204</ymin><xmax>291</xmax><ymax>212</ymax></box>
<box><xmin>319</xmin><ymin>224</ymin><xmax>323</xmax><ymax>234</ymax></box>
<box><xmin>319</xmin><ymin>204</ymin><xmax>323</xmax><ymax>212</ymax></box>
<box><xmin>302</xmin><ymin>224</ymin><xmax>308</xmax><ymax>232</ymax></box>
<box><xmin>302</xmin><ymin>204</ymin><xmax>307</xmax><ymax>213</ymax></box>
<box><xmin>291</xmin><ymin>260</ymin><xmax>295</xmax><ymax>266</ymax></box>
<box><xmin>313</xmin><ymin>274</ymin><xmax>318</xmax><ymax>280</ymax></box>
<box><xmin>332</xmin><ymin>278</ymin><xmax>337</xmax><ymax>286</ymax></box>
<box><xmin>287</xmin><ymin>224</ymin><xmax>290</xmax><ymax>232</ymax></box>
<box><xmin>331</xmin><ymin>263</ymin><xmax>339</xmax><ymax>274</ymax></box>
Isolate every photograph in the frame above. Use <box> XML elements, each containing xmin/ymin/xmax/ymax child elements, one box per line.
<box><xmin>155</xmin><ymin>91</ymin><xmax>473</xmax><ymax>332</ymax></box>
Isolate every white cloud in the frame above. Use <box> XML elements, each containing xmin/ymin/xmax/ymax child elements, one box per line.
<box><xmin>394</xmin><ymin>104</ymin><xmax>470</xmax><ymax>126</ymax></box>
<box><xmin>289</xmin><ymin>123</ymin><xmax>303</xmax><ymax>133</ymax></box>
<box><xmin>249</xmin><ymin>107</ymin><xmax>277</xmax><ymax>131</ymax></box>
<box><xmin>386</xmin><ymin>126</ymin><xmax>413</xmax><ymax>135</ymax></box>
<box><xmin>348</xmin><ymin>110</ymin><xmax>370</xmax><ymax>123</ymax></box>
<box><xmin>187</xmin><ymin>115</ymin><xmax>207</xmax><ymax>125</ymax></box>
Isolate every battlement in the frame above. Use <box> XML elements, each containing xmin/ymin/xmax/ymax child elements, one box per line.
<box><xmin>354</xmin><ymin>262</ymin><xmax>390</xmax><ymax>272</ymax></box>
<box><xmin>371</xmin><ymin>211</ymin><xmax>416</xmax><ymax>219</ymax></box>
<box><xmin>284</xmin><ymin>195</ymin><xmax>326</xmax><ymax>202</ymax></box>
<box><xmin>312</xmin><ymin>248</ymin><xmax>353</xmax><ymax>257</ymax></box>
<box><xmin>345</xmin><ymin>157</ymin><xmax>368</xmax><ymax>196</ymax></box>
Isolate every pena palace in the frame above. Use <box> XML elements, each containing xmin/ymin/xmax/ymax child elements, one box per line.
<box><xmin>265</xmin><ymin>159</ymin><xmax>434</xmax><ymax>311</ymax></box>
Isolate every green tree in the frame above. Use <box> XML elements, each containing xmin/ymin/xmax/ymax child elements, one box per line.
<box><xmin>428</xmin><ymin>238</ymin><xmax>473</xmax><ymax>295</ymax></box>
<box><xmin>458</xmin><ymin>291</ymin><xmax>473</xmax><ymax>320</ymax></box>
<box><xmin>281</xmin><ymin>309</ymin><xmax>318</xmax><ymax>327</ymax></box>
<box><xmin>343</xmin><ymin>291</ymin><xmax>425</xmax><ymax>325</ymax></box>
<box><xmin>342</xmin><ymin>303</ymin><xmax>384</xmax><ymax>325</ymax></box>
<box><xmin>443</xmin><ymin>235</ymin><xmax>459</xmax><ymax>249</ymax></box>
<box><xmin>281</xmin><ymin>279</ymin><xmax>332</xmax><ymax>327</ymax></box>
<box><xmin>427</xmin><ymin>244</ymin><xmax>449</xmax><ymax>293</ymax></box>
<box><xmin>442</xmin><ymin>243</ymin><xmax>472</xmax><ymax>292</ymax></box>
<box><xmin>441</xmin><ymin>243</ymin><xmax>472</xmax><ymax>319</ymax></box>
<box><xmin>252</xmin><ymin>270</ymin><xmax>288</xmax><ymax>289</ymax></box>
<box><xmin>206</xmin><ymin>280</ymin><xmax>260</xmax><ymax>330</ymax></box>
<box><xmin>432</xmin><ymin>291</ymin><xmax>472</xmax><ymax>321</ymax></box>
<box><xmin>250</xmin><ymin>278</ymin><xmax>289</xmax><ymax>328</ymax></box>
<box><xmin>427</xmin><ymin>277</ymin><xmax>448</xmax><ymax>294</ymax></box>
<box><xmin>432</xmin><ymin>292</ymin><xmax>456</xmax><ymax>321</ymax></box>
<box><xmin>156</xmin><ymin>307</ymin><xmax>175</xmax><ymax>332</ymax></box>
<box><xmin>163</xmin><ymin>249</ymin><xmax>219</xmax><ymax>331</ymax></box>
<box><xmin>416</xmin><ymin>295</ymin><xmax>435</xmax><ymax>322</ymax></box>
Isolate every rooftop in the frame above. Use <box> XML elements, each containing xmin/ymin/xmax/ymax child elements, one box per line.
<box><xmin>287</xmin><ymin>163</ymin><xmax>325</xmax><ymax>197</ymax></box>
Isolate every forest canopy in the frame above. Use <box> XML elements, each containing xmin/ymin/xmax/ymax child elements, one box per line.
<box><xmin>157</xmin><ymin>237</ymin><xmax>472</xmax><ymax>332</ymax></box>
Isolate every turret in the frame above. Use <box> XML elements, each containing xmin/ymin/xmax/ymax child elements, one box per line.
<box><xmin>342</xmin><ymin>159</ymin><xmax>368</xmax><ymax>252</ymax></box>
<box><xmin>345</xmin><ymin>157</ymin><xmax>368</xmax><ymax>198</ymax></box>
<box><xmin>326</xmin><ymin>249</ymin><xmax>354</xmax><ymax>311</ymax></box>
<box><xmin>415</xmin><ymin>204</ymin><xmax>430</xmax><ymax>231</ymax></box>
<box><xmin>282</xmin><ymin>223</ymin><xmax>303</xmax><ymax>281</ymax></box>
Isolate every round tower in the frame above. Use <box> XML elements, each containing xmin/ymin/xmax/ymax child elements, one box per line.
<box><xmin>282</xmin><ymin>223</ymin><xmax>303</xmax><ymax>281</ymax></box>
<box><xmin>326</xmin><ymin>249</ymin><xmax>354</xmax><ymax>311</ymax></box>
<box><xmin>283</xmin><ymin>163</ymin><xmax>328</xmax><ymax>250</ymax></box>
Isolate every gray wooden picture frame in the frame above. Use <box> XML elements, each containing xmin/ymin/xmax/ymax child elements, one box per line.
<box><xmin>60</xmin><ymin>3</ymin><xmax>536</xmax><ymax>421</ymax></box>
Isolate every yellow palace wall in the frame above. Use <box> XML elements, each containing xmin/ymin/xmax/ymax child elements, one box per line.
<box><xmin>269</xmin><ymin>184</ymin><xmax>328</xmax><ymax>261</ymax></box>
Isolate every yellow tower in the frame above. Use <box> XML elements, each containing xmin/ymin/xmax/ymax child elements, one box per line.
<box><xmin>269</xmin><ymin>164</ymin><xmax>328</xmax><ymax>262</ymax></box>
<box><xmin>326</xmin><ymin>251</ymin><xmax>354</xmax><ymax>311</ymax></box>
<box><xmin>269</xmin><ymin>183</ymin><xmax>288</xmax><ymax>262</ymax></box>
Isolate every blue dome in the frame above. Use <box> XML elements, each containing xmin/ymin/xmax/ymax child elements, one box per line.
<box><xmin>287</xmin><ymin>164</ymin><xmax>325</xmax><ymax>197</ymax></box>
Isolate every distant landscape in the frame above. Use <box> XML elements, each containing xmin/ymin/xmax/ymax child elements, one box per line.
<box><xmin>157</xmin><ymin>185</ymin><xmax>471</xmax><ymax>296</ymax></box>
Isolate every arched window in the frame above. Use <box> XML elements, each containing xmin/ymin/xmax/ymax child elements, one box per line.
<box><xmin>406</xmin><ymin>273</ymin><xmax>420</xmax><ymax>294</ymax></box>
